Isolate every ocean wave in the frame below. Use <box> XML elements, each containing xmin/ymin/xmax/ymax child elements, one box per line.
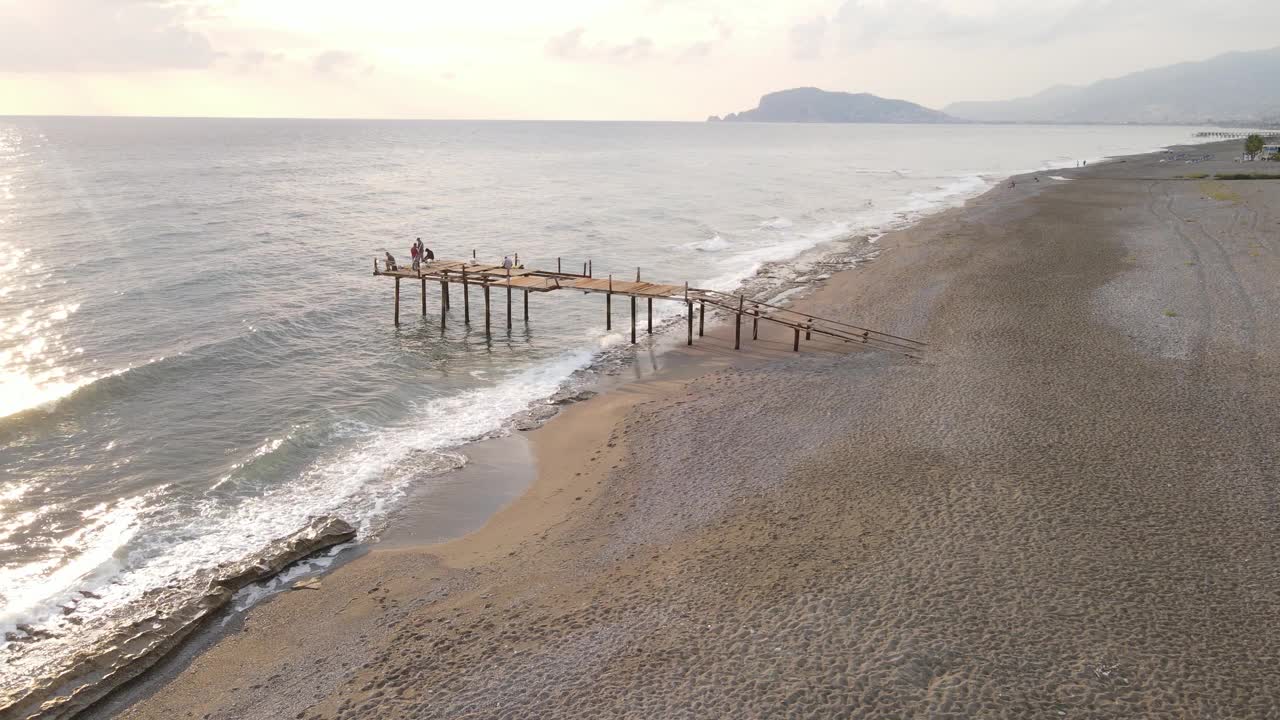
<box><xmin>682</xmin><ymin>233</ymin><xmax>731</xmax><ymax>252</ymax></box>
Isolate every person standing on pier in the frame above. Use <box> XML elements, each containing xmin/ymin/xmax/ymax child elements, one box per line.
<box><xmin>410</xmin><ymin>242</ymin><xmax>421</xmax><ymax>271</ymax></box>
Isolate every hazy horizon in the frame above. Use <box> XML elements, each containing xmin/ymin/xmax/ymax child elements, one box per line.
<box><xmin>1</xmin><ymin>1</ymin><xmax>1278</xmax><ymax>121</ymax></box>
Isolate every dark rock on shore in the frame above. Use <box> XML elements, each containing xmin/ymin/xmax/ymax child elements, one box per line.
<box><xmin>1</xmin><ymin>517</ymin><xmax>356</xmax><ymax>720</ymax></box>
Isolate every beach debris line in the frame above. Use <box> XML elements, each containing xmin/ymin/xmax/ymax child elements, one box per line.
<box><xmin>373</xmin><ymin>254</ymin><xmax>926</xmax><ymax>358</ymax></box>
<box><xmin>2</xmin><ymin>517</ymin><xmax>356</xmax><ymax>720</ymax></box>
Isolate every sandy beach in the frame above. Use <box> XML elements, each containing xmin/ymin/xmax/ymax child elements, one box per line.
<box><xmin>96</xmin><ymin>143</ymin><xmax>1280</xmax><ymax>719</ymax></box>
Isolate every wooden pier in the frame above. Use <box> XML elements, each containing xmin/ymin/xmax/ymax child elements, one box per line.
<box><xmin>373</xmin><ymin>256</ymin><xmax>925</xmax><ymax>358</ymax></box>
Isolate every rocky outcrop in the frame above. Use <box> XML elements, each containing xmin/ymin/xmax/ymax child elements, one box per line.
<box><xmin>710</xmin><ymin>87</ymin><xmax>956</xmax><ymax>124</ymax></box>
<box><xmin>2</xmin><ymin>517</ymin><xmax>356</xmax><ymax>720</ymax></box>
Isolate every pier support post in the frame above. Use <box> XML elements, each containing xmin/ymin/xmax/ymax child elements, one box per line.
<box><xmin>606</xmin><ymin>293</ymin><xmax>612</xmax><ymax>330</ymax></box>
<box><xmin>394</xmin><ymin>277</ymin><xmax>400</xmax><ymax>326</ymax></box>
<box><xmin>523</xmin><ymin>290</ymin><xmax>529</xmax><ymax>323</ymax></box>
<box><xmin>421</xmin><ymin>278</ymin><xmax>426</xmax><ymax>316</ymax></box>
<box><xmin>631</xmin><ymin>296</ymin><xmax>637</xmax><ymax>344</ymax></box>
<box><xmin>462</xmin><ymin>268</ymin><xmax>470</xmax><ymax>324</ymax></box>
<box><xmin>794</xmin><ymin>328</ymin><xmax>800</xmax><ymax>352</ymax></box>
<box><xmin>698</xmin><ymin>301</ymin><xmax>704</xmax><ymax>337</ymax></box>
<box><xmin>806</xmin><ymin>322</ymin><xmax>811</xmax><ymax>341</ymax></box>
<box><xmin>506</xmin><ymin>270</ymin><xmax>512</xmax><ymax>330</ymax></box>
<box><xmin>752</xmin><ymin>308</ymin><xmax>758</xmax><ymax>340</ymax></box>
<box><xmin>734</xmin><ymin>296</ymin><xmax>743</xmax><ymax>350</ymax></box>
<box><xmin>441</xmin><ymin>279</ymin><xmax>449</xmax><ymax>311</ymax></box>
<box><xmin>647</xmin><ymin>298</ymin><xmax>652</xmax><ymax>334</ymax></box>
<box><xmin>687</xmin><ymin>301</ymin><xmax>693</xmax><ymax>346</ymax></box>
<box><xmin>484</xmin><ymin>285</ymin><xmax>491</xmax><ymax>339</ymax></box>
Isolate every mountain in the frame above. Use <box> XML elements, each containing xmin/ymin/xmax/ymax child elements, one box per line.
<box><xmin>945</xmin><ymin>46</ymin><xmax>1280</xmax><ymax>125</ymax></box>
<box><xmin>709</xmin><ymin>87</ymin><xmax>956</xmax><ymax>123</ymax></box>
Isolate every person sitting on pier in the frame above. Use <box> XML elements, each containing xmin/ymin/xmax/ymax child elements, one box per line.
<box><xmin>384</xmin><ymin>252</ymin><xmax>398</xmax><ymax>271</ymax></box>
<box><xmin>423</xmin><ymin>246</ymin><xmax>435</xmax><ymax>263</ymax></box>
<box><xmin>502</xmin><ymin>255</ymin><xmax>513</xmax><ymax>270</ymax></box>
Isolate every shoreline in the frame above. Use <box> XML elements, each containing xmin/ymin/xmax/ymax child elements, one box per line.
<box><xmin>51</xmin><ymin>137</ymin><xmax>1280</xmax><ymax>718</ymax></box>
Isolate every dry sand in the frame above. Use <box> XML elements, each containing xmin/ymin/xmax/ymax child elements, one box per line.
<box><xmin>102</xmin><ymin>146</ymin><xmax>1280</xmax><ymax>719</ymax></box>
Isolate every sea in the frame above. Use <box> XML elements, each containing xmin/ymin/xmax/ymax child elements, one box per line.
<box><xmin>0</xmin><ymin>118</ymin><xmax>1214</xmax><ymax>703</ymax></box>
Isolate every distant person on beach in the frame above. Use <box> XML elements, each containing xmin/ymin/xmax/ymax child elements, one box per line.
<box><xmin>502</xmin><ymin>256</ymin><xmax>513</xmax><ymax>270</ymax></box>
<box><xmin>384</xmin><ymin>252</ymin><xmax>397</xmax><ymax>271</ymax></box>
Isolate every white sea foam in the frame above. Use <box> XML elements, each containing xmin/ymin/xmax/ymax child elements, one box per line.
<box><xmin>683</xmin><ymin>233</ymin><xmax>731</xmax><ymax>252</ymax></box>
<box><xmin>0</xmin><ymin>349</ymin><xmax>595</xmax><ymax>663</ymax></box>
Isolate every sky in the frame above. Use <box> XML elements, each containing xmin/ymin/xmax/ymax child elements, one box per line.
<box><xmin>1</xmin><ymin>0</ymin><xmax>1277</xmax><ymax>120</ymax></box>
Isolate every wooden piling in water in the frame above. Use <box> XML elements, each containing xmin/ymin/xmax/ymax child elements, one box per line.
<box><xmin>794</xmin><ymin>327</ymin><xmax>800</xmax><ymax>351</ymax></box>
<box><xmin>420</xmin><ymin>278</ymin><xmax>426</xmax><ymax>316</ymax></box>
<box><xmin>523</xmin><ymin>290</ymin><xmax>529</xmax><ymax>323</ymax></box>
<box><xmin>752</xmin><ymin>306</ymin><xmax>758</xmax><ymax>340</ymax></box>
<box><xmin>698</xmin><ymin>300</ymin><xmax>705</xmax><ymax>337</ymax></box>
<box><xmin>630</xmin><ymin>296</ymin><xmax>637</xmax><ymax>344</ymax></box>
<box><xmin>484</xmin><ymin>284</ymin><xmax>491</xmax><ymax>338</ymax></box>
<box><xmin>647</xmin><ymin>298</ymin><xmax>652</xmax><ymax>334</ymax></box>
<box><xmin>506</xmin><ymin>268</ymin><xmax>512</xmax><ymax>330</ymax></box>
<box><xmin>606</xmin><ymin>275</ymin><xmax>612</xmax><ymax>330</ymax></box>
<box><xmin>462</xmin><ymin>267</ymin><xmax>470</xmax><ymax>324</ymax></box>
<box><xmin>394</xmin><ymin>277</ymin><xmax>400</xmax><ymax>325</ymax></box>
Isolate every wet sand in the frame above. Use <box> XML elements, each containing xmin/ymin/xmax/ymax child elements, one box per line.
<box><xmin>105</xmin><ymin>145</ymin><xmax>1280</xmax><ymax>719</ymax></box>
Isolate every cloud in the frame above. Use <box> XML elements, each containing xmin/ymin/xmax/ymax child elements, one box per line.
<box><xmin>831</xmin><ymin>0</ymin><xmax>1280</xmax><ymax>51</ymax></box>
<box><xmin>234</xmin><ymin>49</ymin><xmax>285</xmax><ymax>74</ymax></box>
<box><xmin>789</xmin><ymin>16</ymin><xmax>827</xmax><ymax>60</ymax></box>
<box><xmin>712</xmin><ymin>17</ymin><xmax>733</xmax><ymax>40</ymax></box>
<box><xmin>546</xmin><ymin>27</ymin><xmax>655</xmax><ymax>63</ymax></box>
<box><xmin>0</xmin><ymin>0</ymin><xmax>217</xmax><ymax>72</ymax></box>
<box><xmin>313</xmin><ymin>50</ymin><xmax>357</xmax><ymax>74</ymax></box>
<box><xmin>679</xmin><ymin>41</ymin><xmax>713</xmax><ymax>62</ymax></box>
